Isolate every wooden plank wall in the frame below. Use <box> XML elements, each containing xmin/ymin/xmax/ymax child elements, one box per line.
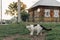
<box><xmin>28</xmin><ymin>8</ymin><xmax>60</xmax><ymax>22</ymax></box>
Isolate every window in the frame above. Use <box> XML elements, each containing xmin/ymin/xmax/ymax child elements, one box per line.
<box><xmin>54</xmin><ymin>10</ymin><xmax>59</xmax><ymax>17</ymax></box>
<box><xmin>44</xmin><ymin>9</ymin><xmax>50</xmax><ymax>17</ymax></box>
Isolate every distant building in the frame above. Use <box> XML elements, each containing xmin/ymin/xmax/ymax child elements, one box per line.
<box><xmin>28</xmin><ymin>0</ymin><xmax>60</xmax><ymax>22</ymax></box>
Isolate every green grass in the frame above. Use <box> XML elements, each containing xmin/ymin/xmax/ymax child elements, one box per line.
<box><xmin>40</xmin><ymin>22</ymin><xmax>60</xmax><ymax>40</ymax></box>
<box><xmin>26</xmin><ymin>22</ymin><xmax>60</xmax><ymax>40</ymax></box>
<box><xmin>0</xmin><ymin>22</ymin><xmax>29</xmax><ymax>40</ymax></box>
<box><xmin>0</xmin><ymin>22</ymin><xmax>60</xmax><ymax>40</ymax></box>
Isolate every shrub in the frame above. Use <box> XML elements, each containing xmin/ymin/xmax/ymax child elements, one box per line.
<box><xmin>21</xmin><ymin>10</ymin><xmax>29</xmax><ymax>22</ymax></box>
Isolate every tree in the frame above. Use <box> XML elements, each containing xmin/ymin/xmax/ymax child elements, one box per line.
<box><xmin>5</xmin><ymin>1</ymin><xmax>26</xmax><ymax>16</ymax></box>
<box><xmin>5</xmin><ymin>1</ymin><xmax>30</xmax><ymax>22</ymax></box>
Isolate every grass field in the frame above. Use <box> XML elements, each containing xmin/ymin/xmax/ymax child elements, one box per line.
<box><xmin>40</xmin><ymin>22</ymin><xmax>60</xmax><ymax>40</ymax></box>
<box><xmin>0</xmin><ymin>22</ymin><xmax>30</xmax><ymax>40</ymax></box>
<box><xmin>0</xmin><ymin>22</ymin><xmax>60</xmax><ymax>40</ymax></box>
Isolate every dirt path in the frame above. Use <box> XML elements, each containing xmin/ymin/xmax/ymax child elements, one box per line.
<box><xmin>3</xmin><ymin>33</ymin><xmax>46</xmax><ymax>40</ymax></box>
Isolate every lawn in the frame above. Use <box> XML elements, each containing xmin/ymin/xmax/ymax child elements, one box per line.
<box><xmin>0</xmin><ymin>22</ymin><xmax>29</xmax><ymax>40</ymax></box>
<box><xmin>0</xmin><ymin>22</ymin><xmax>60</xmax><ymax>40</ymax></box>
<box><xmin>40</xmin><ymin>22</ymin><xmax>60</xmax><ymax>40</ymax></box>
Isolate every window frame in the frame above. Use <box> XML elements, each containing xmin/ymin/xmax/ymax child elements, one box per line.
<box><xmin>54</xmin><ymin>10</ymin><xmax>59</xmax><ymax>17</ymax></box>
<box><xmin>44</xmin><ymin>9</ymin><xmax>50</xmax><ymax>17</ymax></box>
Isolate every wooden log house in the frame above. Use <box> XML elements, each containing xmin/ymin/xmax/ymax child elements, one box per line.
<box><xmin>28</xmin><ymin>0</ymin><xmax>60</xmax><ymax>22</ymax></box>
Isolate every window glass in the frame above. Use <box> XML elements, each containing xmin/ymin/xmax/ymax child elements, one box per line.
<box><xmin>54</xmin><ymin>10</ymin><xmax>59</xmax><ymax>17</ymax></box>
<box><xmin>44</xmin><ymin>9</ymin><xmax>50</xmax><ymax>17</ymax></box>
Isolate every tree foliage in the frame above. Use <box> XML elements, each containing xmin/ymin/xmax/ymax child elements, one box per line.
<box><xmin>21</xmin><ymin>10</ymin><xmax>29</xmax><ymax>21</ymax></box>
<box><xmin>5</xmin><ymin>2</ymin><xmax>26</xmax><ymax>16</ymax></box>
<box><xmin>5</xmin><ymin>1</ymin><xmax>29</xmax><ymax>22</ymax></box>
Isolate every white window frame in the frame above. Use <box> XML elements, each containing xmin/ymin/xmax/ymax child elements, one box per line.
<box><xmin>44</xmin><ymin>9</ymin><xmax>50</xmax><ymax>17</ymax></box>
<box><xmin>54</xmin><ymin>10</ymin><xmax>59</xmax><ymax>17</ymax></box>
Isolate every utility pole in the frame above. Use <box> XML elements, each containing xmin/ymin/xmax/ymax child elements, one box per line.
<box><xmin>1</xmin><ymin>0</ymin><xmax>2</xmax><ymax>24</ymax></box>
<box><xmin>17</xmin><ymin>0</ymin><xmax>21</xmax><ymax>23</ymax></box>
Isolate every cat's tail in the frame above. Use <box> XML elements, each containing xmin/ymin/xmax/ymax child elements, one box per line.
<box><xmin>44</xmin><ymin>28</ymin><xmax>52</xmax><ymax>31</ymax></box>
<box><xmin>40</xmin><ymin>25</ymin><xmax>52</xmax><ymax>31</ymax></box>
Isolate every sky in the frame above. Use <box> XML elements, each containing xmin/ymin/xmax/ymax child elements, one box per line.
<box><xmin>2</xmin><ymin>0</ymin><xmax>17</xmax><ymax>20</ymax></box>
<box><xmin>0</xmin><ymin>0</ymin><xmax>60</xmax><ymax>20</ymax></box>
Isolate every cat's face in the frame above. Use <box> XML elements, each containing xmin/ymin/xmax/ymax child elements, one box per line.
<box><xmin>26</xmin><ymin>25</ymin><xmax>32</xmax><ymax>31</ymax></box>
<box><xmin>26</xmin><ymin>25</ymin><xmax>30</xmax><ymax>29</ymax></box>
<box><xmin>26</xmin><ymin>24</ymin><xmax>33</xmax><ymax>28</ymax></box>
<box><xmin>26</xmin><ymin>25</ymin><xmax>34</xmax><ymax>31</ymax></box>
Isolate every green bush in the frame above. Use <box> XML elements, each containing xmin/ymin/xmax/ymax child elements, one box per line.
<box><xmin>21</xmin><ymin>10</ymin><xmax>29</xmax><ymax>22</ymax></box>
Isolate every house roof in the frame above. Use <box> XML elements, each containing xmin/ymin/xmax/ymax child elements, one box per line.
<box><xmin>31</xmin><ymin>0</ymin><xmax>60</xmax><ymax>8</ymax></box>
